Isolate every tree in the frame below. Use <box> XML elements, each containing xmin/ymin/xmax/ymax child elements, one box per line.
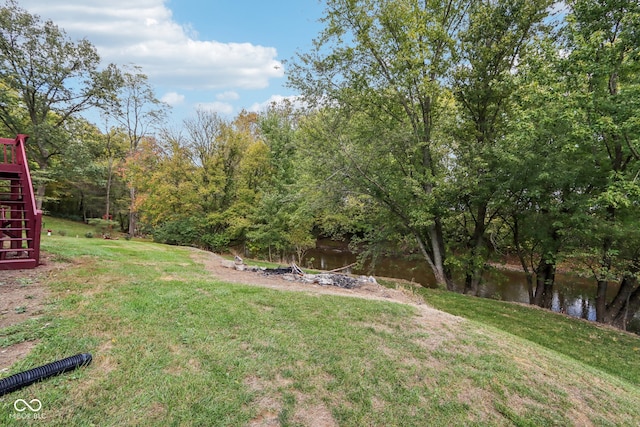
<box><xmin>126</xmin><ymin>132</ymin><xmax>201</xmax><ymax>228</ymax></box>
<box><xmin>98</xmin><ymin>123</ymin><xmax>129</xmax><ymax>222</ymax></box>
<box><xmin>564</xmin><ymin>0</ymin><xmax>640</xmax><ymax>329</ymax></box>
<box><xmin>102</xmin><ymin>65</ymin><xmax>168</xmax><ymax>237</ymax></box>
<box><xmin>449</xmin><ymin>0</ymin><xmax>553</xmax><ymax>295</ymax></box>
<box><xmin>0</xmin><ymin>80</ymin><xmax>22</xmax><ymax>135</ymax></box>
<box><xmin>142</xmin><ymin>109</ymin><xmax>266</xmax><ymax>251</ymax></box>
<box><xmin>497</xmin><ymin>37</ymin><xmax>588</xmax><ymax>308</ymax></box>
<box><xmin>0</xmin><ymin>0</ymin><xmax>116</xmax><ymax>208</ymax></box>
<box><xmin>42</xmin><ymin>117</ymin><xmax>105</xmax><ymax>220</ymax></box>
<box><xmin>289</xmin><ymin>0</ymin><xmax>472</xmax><ymax>289</ymax></box>
<box><xmin>246</xmin><ymin>103</ymin><xmax>321</xmax><ymax>263</ymax></box>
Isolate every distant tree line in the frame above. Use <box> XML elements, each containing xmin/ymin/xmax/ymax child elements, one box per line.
<box><xmin>1</xmin><ymin>0</ymin><xmax>639</xmax><ymax>331</ymax></box>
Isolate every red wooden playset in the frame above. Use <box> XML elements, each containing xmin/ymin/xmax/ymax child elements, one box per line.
<box><xmin>0</xmin><ymin>135</ymin><xmax>42</xmax><ymax>270</ymax></box>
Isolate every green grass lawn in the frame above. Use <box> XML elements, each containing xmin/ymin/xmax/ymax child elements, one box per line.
<box><xmin>1</xmin><ymin>217</ymin><xmax>639</xmax><ymax>426</ymax></box>
<box><xmin>415</xmin><ymin>288</ymin><xmax>640</xmax><ymax>387</ymax></box>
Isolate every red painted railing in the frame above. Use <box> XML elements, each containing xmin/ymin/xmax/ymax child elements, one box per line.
<box><xmin>1</xmin><ymin>137</ymin><xmax>17</xmax><ymax>165</ymax></box>
<box><xmin>0</xmin><ymin>134</ymin><xmax>42</xmax><ymax>269</ymax></box>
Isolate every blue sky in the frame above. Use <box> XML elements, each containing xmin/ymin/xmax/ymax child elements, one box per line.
<box><xmin>17</xmin><ymin>0</ymin><xmax>326</xmax><ymax>125</ymax></box>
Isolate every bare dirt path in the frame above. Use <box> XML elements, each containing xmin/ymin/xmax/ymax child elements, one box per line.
<box><xmin>189</xmin><ymin>249</ymin><xmax>462</xmax><ymax>327</ymax></box>
<box><xmin>0</xmin><ymin>253</ymin><xmax>67</xmax><ymax>372</ymax></box>
<box><xmin>189</xmin><ymin>249</ymin><xmax>426</xmax><ymax>304</ymax></box>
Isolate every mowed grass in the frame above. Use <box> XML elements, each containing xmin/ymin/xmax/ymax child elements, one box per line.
<box><xmin>0</xmin><ymin>217</ymin><xmax>638</xmax><ymax>426</ymax></box>
<box><xmin>415</xmin><ymin>288</ymin><xmax>640</xmax><ymax>387</ymax></box>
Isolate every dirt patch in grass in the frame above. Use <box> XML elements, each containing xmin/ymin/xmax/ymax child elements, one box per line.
<box><xmin>190</xmin><ymin>249</ymin><xmax>460</xmax><ymax>323</ymax></box>
<box><xmin>0</xmin><ymin>256</ymin><xmax>58</xmax><ymax>329</ymax></box>
<box><xmin>0</xmin><ymin>253</ymin><xmax>68</xmax><ymax>370</ymax></box>
<box><xmin>0</xmin><ymin>340</ymin><xmax>39</xmax><ymax>373</ymax></box>
<box><xmin>248</xmin><ymin>402</ymin><xmax>281</xmax><ymax>427</ymax></box>
<box><xmin>292</xmin><ymin>396</ymin><xmax>337</xmax><ymax>427</ymax></box>
<box><xmin>244</xmin><ymin>376</ymin><xmax>284</xmax><ymax>427</ymax></box>
<box><xmin>191</xmin><ymin>249</ymin><xmax>471</xmax><ymax>345</ymax></box>
<box><xmin>244</xmin><ymin>373</ymin><xmax>339</xmax><ymax>427</ymax></box>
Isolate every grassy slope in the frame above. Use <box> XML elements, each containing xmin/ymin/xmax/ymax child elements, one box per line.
<box><xmin>0</xmin><ymin>217</ymin><xmax>638</xmax><ymax>426</ymax></box>
<box><xmin>415</xmin><ymin>288</ymin><xmax>640</xmax><ymax>386</ymax></box>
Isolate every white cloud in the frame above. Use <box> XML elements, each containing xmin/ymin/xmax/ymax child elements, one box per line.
<box><xmin>195</xmin><ymin>102</ymin><xmax>234</xmax><ymax>116</ymax></box>
<box><xmin>18</xmin><ymin>0</ymin><xmax>284</xmax><ymax>91</ymax></box>
<box><xmin>161</xmin><ymin>91</ymin><xmax>185</xmax><ymax>106</ymax></box>
<box><xmin>216</xmin><ymin>91</ymin><xmax>240</xmax><ymax>101</ymax></box>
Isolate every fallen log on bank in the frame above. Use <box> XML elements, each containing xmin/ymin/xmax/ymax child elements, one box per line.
<box><xmin>222</xmin><ymin>259</ymin><xmax>376</xmax><ymax>289</ymax></box>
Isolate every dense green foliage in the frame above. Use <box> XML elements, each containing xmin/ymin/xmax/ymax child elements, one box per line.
<box><xmin>1</xmin><ymin>1</ymin><xmax>639</xmax><ymax>330</ymax></box>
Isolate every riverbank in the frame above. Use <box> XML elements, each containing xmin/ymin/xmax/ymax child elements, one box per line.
<box><xmin>305</xmin><ymin>244</ymin><xmax>640</xmax><ymax>332</ymax></box>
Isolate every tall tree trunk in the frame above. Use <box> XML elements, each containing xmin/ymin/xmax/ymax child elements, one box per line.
<box><xmin>31</xmin><ymin>141</ymin><xmax>50</xmax><ymax>211</ymax></box>
<box><xmin>463</xmin><ymin>234</ymin><xmax>485</xmax><ymax>296</ymax></box>
<box><xmin>415</xmin><ymin>219</ymin><xmax>454</xmax><ymax>291</ymax></box>
<box><xmin>542</xmin><ymin>273</ymin><xmax>555</xmax><ymax>308</ymax></box>
<box><xmin>532</xmin><ymin>226</ymin><xmax>561</xmax><ymax>307</ymax></box>
<box><xmin>430</xmin><ymin>218</ymin><xmax>453</xmax><ymax>290</ymax></box>
<box><xmin>595</xmin><ymin>280</ymin><xmax>609</xmax><ymax>323</ymax></box>
<box><xmin>463</xmin><ymin>256</ymin><xmax>483</xmax><ymax>296</ymax></box>
<box><xmin>464</xmin><ymin>204</ymin><xmax>488</xmax><ymax>296</ymax></box>
<box><xmin>79</xmin><ymin>190</ymin><xmax>87</xmax><ymax>223</ymax></box>
<box><xmin>511</xmin><ymin>215</ymin><xmax>535</xmax><ymax>301</ymax></box>
<box><xmin>596</xmin><ymin>233</ymin><xmax>614</xmax><ymax>323</ymax></box>
<box><xmin>35</xmin><ymin>183</ymin><xmax>46</xmax><ymax>211</ymax></box>
<box><xmin>105</xmin><ymin>157</ymin><xmax>113</xmax><ymax>220</ymax></box>
<box><xmin>533</xmin><ymin>258</ymin><xmax>556</xmax><ymax>308</ymax></box>
<box><xmin>604</xmin><ymin>274</ymin><xmax>640</xmax><ymax>330</ymax></box>
<box><xmin>611</xmin><ymin>288</ymin><xmax>640</xmax><ymax>331</ymax></box>
<box><xmin>128</xmin><ymin>186</ymin><xmax>136</xmax><ymax>237</ymax></box>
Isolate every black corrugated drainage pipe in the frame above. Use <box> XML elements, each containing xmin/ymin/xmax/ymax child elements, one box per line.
<box><xmin>0</xmin><ymin>353</ymin><xmax>92</xmax><ymax>396</ymax></box>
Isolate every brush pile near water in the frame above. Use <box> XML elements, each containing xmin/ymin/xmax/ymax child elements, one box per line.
<box><xmin>223</xmin><ymin>257</ymin><xmax>375</xmax><ymax>289</ymax></box>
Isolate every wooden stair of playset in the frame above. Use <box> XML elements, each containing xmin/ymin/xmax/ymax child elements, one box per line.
<box><xmin>0</xmin><ymin>135</ymin><xmax>42</xmax><ymax>270</ymax></box>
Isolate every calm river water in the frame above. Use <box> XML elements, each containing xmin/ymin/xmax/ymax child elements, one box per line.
<box><xmin>303</xmin><ymin>241</ymin><xmax>640</xmax><ymax>334</ymax></box>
